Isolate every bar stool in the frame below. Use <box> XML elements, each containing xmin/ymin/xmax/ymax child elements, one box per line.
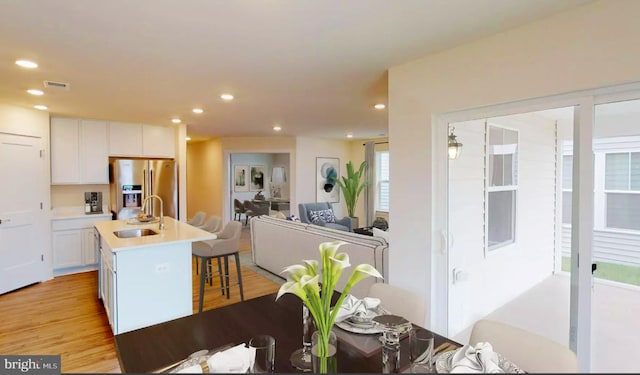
<box><xmin>192</xmin><ymin>221</ymin><xmax>244</xmax><ymax>313</ymax></box>
<box><xmin>194</xmin><ymin>215</ymin><xmax>222</xmax><ymax>275</ymax></box>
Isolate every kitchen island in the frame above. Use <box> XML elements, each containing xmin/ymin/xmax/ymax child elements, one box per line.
<box><xmin>95</xmin><ymin>217</ymin><xmax>216</xmax><ymax>335</ymax></box>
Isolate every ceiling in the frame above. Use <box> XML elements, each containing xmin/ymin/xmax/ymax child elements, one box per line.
<box><xmin>0</xmin><ymin>0</ymin><xmax>591</xmax><ymax>140</ymax></box>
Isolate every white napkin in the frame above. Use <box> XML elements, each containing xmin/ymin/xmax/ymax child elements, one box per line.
<box><xmin>334</xmin><ymin>294</ymin><xmax>381</xmax><ymax>323</ymax></box>
<box><xmin>176</xmin><ymin>344</ymin><xmax>256</xmax><ymax>373</ymax></box>
<box><xmin>449</xmin><ymin>342</ymin><xmax>504</xmax><ymax>373</ymax></box>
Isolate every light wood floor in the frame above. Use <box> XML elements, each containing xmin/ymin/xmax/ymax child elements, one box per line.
<box><xmin>0</xmin><ymin>227</ymin><xmax>280</xmax><ymax>373</ymax></box>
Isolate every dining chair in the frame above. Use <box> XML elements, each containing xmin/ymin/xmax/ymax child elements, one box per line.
<box><xmin>469</xmin><ymin>319</ymin><xmax>579</xmax><ymax>373</ymax></box>
<box><xmin>192</xmin><ymin>221</ymin><xmax>244</xmax><ymax>313</ymax></box>
<box><xmin>233</xmin><ymin>199</ymin><xmax>246</xmax><ymax>222</ymax></box>
<box><xmin>186</xmin><ymin>211</ymin><xmax>206</xmax><ymax>227</ymax></box>
<box><xmin>243</xmin><ymin>200</ymin><xmax>264</xmax><ymax>226</ymax></box>
<box><xmin>367</xmin><ymin>283</ymin><xmax>426</xmax><ymax>326</ymax></box>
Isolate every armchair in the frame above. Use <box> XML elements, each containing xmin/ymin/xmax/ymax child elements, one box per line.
<box><xmin>298</xmin><ymin>202</ymin><xmax>352</xmax><ymax>232</ymax></box>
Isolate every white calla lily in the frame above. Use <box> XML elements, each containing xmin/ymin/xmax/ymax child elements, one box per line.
<box><xmin>274</xmin><ymin>241</ymin><xmax>383</xmax><ymax>373</ymax></box>
<box><xmin>281</xmin><ymin>264</ymin><xmax>308</xmax><ymax>281</ymax></box>
<box><xmin>303</xmin><ymin>259</ymin><xmax>319</xmax><ymax>276</ymax></box>
<box><xmin>275</xmin><ymin>280</ymin><xmax>308</xmax><ymax>302</ymax></box>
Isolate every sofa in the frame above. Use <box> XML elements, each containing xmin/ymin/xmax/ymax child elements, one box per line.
<box><xmin>298</xmin><ymin>202</ymin><xmax>353</xmax><ymax>232</ymax></box>
<box><xmin>250</xmin><ymin>215</ymin><xmax>388</xmax><ymax>297</ymax></box>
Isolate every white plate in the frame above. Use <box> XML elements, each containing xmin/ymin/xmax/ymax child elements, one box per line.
<box><xmin>336</xmin><ymin>318</ymin><xmax>383</xmax><ymax>334</ymax></box>
<box><xmin>434</xmin><ymin>349</ymin><xmax>525</xmax><ymax>373</ymax></box>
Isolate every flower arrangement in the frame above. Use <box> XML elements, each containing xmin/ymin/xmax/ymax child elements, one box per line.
<box><xmin>276</xmin><ymin>241</ymin><xmax>383</xmax><ymax>372</ymax></box>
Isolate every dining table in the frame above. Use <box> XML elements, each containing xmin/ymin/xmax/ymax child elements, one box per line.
<box><xmin>114</xmin><ymin>292</ymin><xmax>461</xmax><ymax>373</ymax></box>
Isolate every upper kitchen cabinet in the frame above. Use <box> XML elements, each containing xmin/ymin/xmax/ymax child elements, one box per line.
<box><xmin>51</xmin><ymin>117</ymin><xmax>109</xmax><ymax>185</ymax></box>
<box><xmin>142</xmin><ymin>124</ymin><xmax>175</xmax><ymax>158</ymax></box>
<box><xmin>109</xmin><ymin>122</ymin><xmax>175</xmax><ymax>159</ymax></box>
<box><xmin>109</xmin><ymin>122</ymin><xmax>142</xmax><ymax>157</ymax></box>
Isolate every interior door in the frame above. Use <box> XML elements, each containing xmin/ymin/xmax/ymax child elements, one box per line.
<box><xmin>0</xmin><ymin>133</ymin><xmax>46</xmax><ymax>294</ymax></box>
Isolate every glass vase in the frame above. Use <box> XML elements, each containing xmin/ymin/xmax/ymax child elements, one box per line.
<box><xmin>311</xmin><ymin>330</ymin><xmax>337</xmax><ymax>373</ymax></box>
<box><xmin>289</xmin><ymin>305</ymin><xmax>313</xmax><ymax>371</ymax></box>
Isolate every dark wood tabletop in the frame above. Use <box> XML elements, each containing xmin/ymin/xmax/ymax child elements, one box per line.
<box><xmin>114</xmin><ymin>293</ymin><xmax>460</xmax><ymax>373</ymax></box>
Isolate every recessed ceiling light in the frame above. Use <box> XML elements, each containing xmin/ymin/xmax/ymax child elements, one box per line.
<box><xmin>346</xmin><ymin>133</ymin><xmax>354</xmax><ymax>138</ymax></box>
<box><xmin>220</xmin><ymin>93</ymin><xmax>234</xmax><ymax>101</ymax></box>
<box><xmin>273</xmin><ymin>125</ymin><xmax>282</xmax><ymax>132</ymax></box>
<box><xmin>34</xmin><ymin>105</ymin><xmax>48</xmax><ymax>110</ymax></box>
<box><xmin>185</xmin><ymin>136</ymin><xmax>192</xmax><ymax>141</ymax></box>
<box><xmin>27</xmin><ymin>89</ymin><xmax>44</xmax><ymax>96</ymax></box>
<box><xmin>16</xmin><ymin>60</ymin><xmax>38</xmax><ymax>69</ymax></box>
<box><xmin>171</xmin><ymin>118</ymin><xmax>181</xmax><ymax>124</ymax></box>
<box><xmin>192</xmin><ymin>108</ymin><xmax>203</xmax><ymax>114</ymax></box>
<box><xmin>374</xmin><ymin>103</ymin><xmax>386</xmax><ymax>110</ymax></box>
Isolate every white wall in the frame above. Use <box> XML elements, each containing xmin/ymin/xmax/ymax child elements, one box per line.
<box><xmin>0</xmin><ymin>104</ymin><xmax>52</xmax><ymax>278</ymax></box>
<box><xmin>448</xmin><ymin>113</ymin><xmax>557</xmax><ymax>338</ymax></box>
<box><xmin>388</xmin><ymin>0</ymin><xmax>640</xmax><ymax>332</ymax></box>
<box><xmin>294</xmin><ymin>136</ymin><xmax>351</xmax><ymax>218</ymax></box>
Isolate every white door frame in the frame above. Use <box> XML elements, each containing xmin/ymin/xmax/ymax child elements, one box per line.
<box><xmin>432</xmin><ymin>81</ymin><xmax>640</xmax><ymax>371</ymax></box>
<box><xmin>222</xmin><ymin>149</ymin><xmax>296</xmax><ymax>225</ymax></box>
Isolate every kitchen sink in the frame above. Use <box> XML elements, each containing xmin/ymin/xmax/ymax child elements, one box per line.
<box><xmin>113</xmin><ymin>228</ymin><xmax>158</xmax><ymax>238</ymax></box>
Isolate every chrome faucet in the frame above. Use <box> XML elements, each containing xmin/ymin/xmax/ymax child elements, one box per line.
<box><xmin>141</xmin><ymin>194</ymin><xmax>165</xmax><ymax>230</ymax></box>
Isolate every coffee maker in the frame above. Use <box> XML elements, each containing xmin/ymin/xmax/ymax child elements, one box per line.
<box><xmin>84</xmin><ymin>192</ymin><xmax>103</xmax><ymax>214</ymax></box>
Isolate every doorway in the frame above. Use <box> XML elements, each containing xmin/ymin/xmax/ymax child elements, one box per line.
<box><xmin>229</xmin><ymin>152</ymin><xmax>292</xmax><ymax>224</ymax></box>
<box><xmin>446</xmin><ymin>108</ymin><xmax>573</xmax><ymax>347</ymax></box>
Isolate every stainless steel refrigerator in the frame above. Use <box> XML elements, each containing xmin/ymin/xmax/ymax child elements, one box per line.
<box><xmin>109</xmin><ymin>158</ymin><xmax>178</xmax><ymax>220</ymax></box>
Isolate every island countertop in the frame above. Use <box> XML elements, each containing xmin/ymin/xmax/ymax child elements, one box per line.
<box><xmin>95</xmin><ymin>217</ymin><xmax>216</xmax><ymax>252</ymax></box>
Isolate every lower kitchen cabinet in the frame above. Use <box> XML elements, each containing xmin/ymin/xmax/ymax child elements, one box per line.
<box><xmin>52</xmin><ymin>214</ymin><xmax>111</xmax><ymax>276</ymax></box>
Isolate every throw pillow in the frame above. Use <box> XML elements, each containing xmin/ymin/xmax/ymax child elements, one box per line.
<box><xmin>372</xmin><ymin>227</ymin><xmax>390</xmax><ymax>241</ymax></box>
<box><xmin>309</xmin><ymin>209</ymin><xmax>336</xmax><ymax>224</ymax></box>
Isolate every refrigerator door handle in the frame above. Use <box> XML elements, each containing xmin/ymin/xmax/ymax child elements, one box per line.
<box><xmin>142</xmin><ymin>168</ymin><xmax>147</xmax><ymax>213</ymax></box>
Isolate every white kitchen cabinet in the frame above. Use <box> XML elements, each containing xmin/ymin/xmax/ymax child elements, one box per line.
<box><xmin>100</xmin><ymin>239</ymin><xmax>117</xmax><ymax>330</ymax></box>
<box><xmin>52</xmin><ymin>230</ymin><xmax>83</xmax><ymax>269</ymax></box>
<box><xmin>50</xmin><ymin>117</ymin><xmax>108</xmax><ymax>184</ymax></box>
<box><xmin>80</xmin><ymin>120</ymin><xmax>109</xmax><ymax>183</ymax></box>
<box><xmin>83</xmin><ymin>228</ymin><xmax>97</xmax><ymax>265</ymax></box>
<box><xmin>52</xmin><ymin>214</ymin><xmax>111</xmax><ymax>276</ymax></box>
<box><xmin>109</xmin><ymin>122</ymin><xmax>142</xmax><ymax>157</ymax></box>
<box><xmin>109</xmin><ymin>122</ymin><xmax>175</xmax><ymax>158</ymax></box>
<box><xmin>50</xmin><ymin>117</ymin><xmax>80</xmax><ymax>184</ymax></box>
<box><xmin>142</xmin><ymin>124</ymin><xmax>175</xmax><ymax>158</ymax></box>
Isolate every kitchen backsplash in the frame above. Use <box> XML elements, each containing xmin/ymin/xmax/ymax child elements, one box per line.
<box><xmin>51</xmin><ymin>184</ymin><xmax>110</xmax><ymax>208</ymax></box>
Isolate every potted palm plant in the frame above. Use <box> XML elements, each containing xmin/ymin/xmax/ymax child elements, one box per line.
<box><xmin>332</xmin><ymin>161</ymin><xmax>366</xmax><ymax>229</ymax></box>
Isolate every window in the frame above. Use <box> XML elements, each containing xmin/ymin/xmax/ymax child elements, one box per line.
<box><xmin>487</xmin><ymin>126</ymin><xmax>518</xmax><ymax>250</ymax></box>
<box><xmin>376</xmin><ymin>151</ymin><xmax>389</xmax><ymax>212</ymax></box>
<box><xmin>604</xmin><ymin>152</ymin><xmax>640</xmax><ymax>230</ymax></box>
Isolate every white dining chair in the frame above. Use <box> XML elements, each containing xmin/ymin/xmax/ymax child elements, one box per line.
<box><xmin>469</xmin><ymin>319</ymin><xmax>579</xmax><ymax>373</ymax></box>
<box><xmin>367</xmin><ymin>283</ymin><xmax>426</xmax><ymax>326</ymax></box>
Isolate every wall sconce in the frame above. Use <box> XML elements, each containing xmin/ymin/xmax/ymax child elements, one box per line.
<box><xmin>448</xmin><ymin>126</ymin><xmax>463</xmax><ymax>160</ymax></box>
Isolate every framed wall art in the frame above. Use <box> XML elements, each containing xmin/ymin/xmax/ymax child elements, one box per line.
<box><xmin>234</xmin><ymin>165</ymin><xmax>249</xmax><ymax>192</ymax></box>
<box><xmin>250</xmin><ymin>165</ymin><xmax>265</xmax><ymax>191</ymax></box>
<box><xmin>316</xmin><ymin>157</ymin><xmax>340</xmax><ymax>203</ymax></box>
